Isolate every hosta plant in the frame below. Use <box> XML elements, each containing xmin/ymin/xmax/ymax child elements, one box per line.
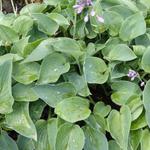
<box><xmin>0</xmin><ymin>0</ymin><xmax>150</xmax><ymax>150</ymax></box>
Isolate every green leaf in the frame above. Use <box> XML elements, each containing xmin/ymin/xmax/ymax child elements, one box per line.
<box><xmin>33</xmin><ymin>82</ymin><xmax>76</xmax><ymax>108</ymax></box>
<box><xmin>5</xmin><ymin>102</ymin><xmax>37</xmax><ymax>140</ymax></box>
<box><xmin>131</xmin><ymin>111</ymin><xmax>147</xmax><ymax>130</ymax></box>
<box><xmin>74</xmin><ymin>20</ymin><xmax>86</xmax><ymax>39</ymax></box>
<box><xmin>143</xmin><ymin>80</ymin><xmax>150</xmax><ymax>127</ymax></box>
<box><xmin>27</xmin><ymin>24</ymin><xmax>48</xmax><ymax>41</ymax></box>
<box><xmin>120</xmin><ymin>0</ymin><xmax>139</xmax><ymax>12</ymax></box>
<box><xmin>23</xmin><ymin>39</ymin><xmax>43</xmax><ymax>58</ymax></box>
<box><xmin>107</xmin><ymin>106</ymin><xmax>131</xmax><ymax>150</ymax></box>
<box><xmin>13</xmin><ymin>62</ymin><xmax>40</xmax><ymax>85</ymax></box>
<box><xmin>38</xmin><ymin>53</ymin><xmax>70</xmax><ymax>84</ymax></box>
<box><xmin>111</xmin><ymin>81</ymin><xmax>141</xmax><ymax>105</ymax></box>
<box><xmin>84</xmin><ymin>115</ymin><xmax>104</xmax><ymax>132</ymax></box>
<box><xmin>20</xmin><ymin>3</ymin><xmax>47</xmax><ymax>15</ymax></box>
<box><xmin>107</xmin><ymin>44</ymin><xmax>137</xmax><ymax>61</ymax></box>
<box><xmin>119</xmin><ymin>13</ymin><xmax>146</xmax><ymax>41</ymax></box>
<box><xmin>44</xmin><ymin>0</ymin><xmax>61</xmax><ymax>6</ymax></box>
<box><xmin>23</xmin><ymin>38</ymin><xmax>83</xmax><ymax>62</ymax></box>
<box><xmin>1</xmin><ymin>53</ymin><xmax>23</xmax><ymax>62</ymax></box>
<box><xmin>83</xmin><ymin>57</ymin><xmax>109</xmax><ymax>84</ymax></box>
<box><xmin>64</xmin><ymin>72</ymin><xmax>91</xmax><ymax>97</ymax></box>
<box><xmin>103</xmin><ymin>11</ymin><xmax>123</xmax><ymax>36</ymax></box>
<box><xmin>129</xmin><ymin>130</ymin><xmax>142</xmax><ymax>150</ymax></box>
<box><xmin>102</xmin><ymin>37</ymin><xmax>123</xmax><ymax>57</ymax></box>
<box><xmin>93</xmin><ymin>102</ymin><xmax>111</xmax><ymax>117</ymax></box>
<box><xmin>139</xmin><ymin>0</ymin><xmax>150</xmax><ymax>9</ymax></box>
<box><xmin>108</xmin><ymin>5</ymin><xmax>134</xmax><ymax>19</ymax></box>
<box><xmin>12</xmin><ymin>83</ymin><xmax>38</xmax><ymax>102</ymax></box>
<box><xmin>0</xmin><ymin>13</ymin><xmax>15</xmax><ymax>26</ymax></box>
<box><xmin>23</xmin><ymin>38</ymin><xmax>54</xmax><ymax>63</ymax></box>
<box><xmin>94</xmin><ymin>114</ymin><xmax>107</xmax><ymax>131</ymax></box>
<box><xmin>13</xmin><ymin>15</ymin><xmax>33</xmax><ymax>36</ymax></box>
<box><xmin>29</xmin><ymin>100</ymin><xmax>46</xmax><ymax>123</ymax></box>
<box><xmin>17</xmin><ymin>135</ymin><xmax>35</xmax><ymax>150</ymax></box>
<box><xmin>110</xmin><ymin>62</ymin><xmax>129</xmax><ymax>79</ymax></box>
<box><xmin>11</xmin><ymin>37</ymin><xmax>30</xmax><ymax>57</ymax></box>
<box><xmin>83</xmin><ymin>126</ymin><xmax>108</xmax><ymax>150</ymax></box>
<box><xmin>141</xmin><ymin>129</ymin><xmax>150</xmax><ymax>150</ymax></box>
<box><xmin>0</xmin><ymin>24</ymin><xmax>19</xmax><ymax>43</ymax></box>
<box><xmin>56</xmin><ymin>123</ymin><xmax>85</xmax><ymax>150</ymax></box>
<box><xmin>32</xmin><ymin>13</ymin><xmax>59</xmax><ymax>35</ymax></box>
<box><xmin>55</xmin><ymin>96</ymin><xmax>91</xmax><ymax>123</ymax></box>
<box><xmin>141</xmin><ymin>47</ymin><xmax>150</xmax><ymax>73</ymax></box>
<box><xmin>35</xmin><ymin>119</ymin><xmax>58</xmax><ymax>150</ymax></box>
<box><xmin>135</xmin><ymin>33</ymin><xmax>150</xmax><ymax>47</ymax></box>
<box><xmin>0</xmin><ymin>131</ymin><xmax>18</xmax><ymax>150</ymax></box>
<box><xmin>108</xmin><ymin>140</ymin><xmax>121</xmax><ymax>150</ymax></box>
<box><xmin>0</xmin><ymin>54</ymin><xmax>14</xmax><ymax>114</ymax></box>
<box><xmin>133</xmin><ymin>45</ymin><xmax>146</xmax><ymax>57</ymax></box>
<box><xmin>127</xmin><ymin>96</ymin><xmax>143</xmax><ymax>121</ymax></box>
<box><xmin>47</xmin><ymin>13</ymin><xmax>69</xmax><ymax>26</ymax></box>
<box><xmin>51</xmin><ymin>37</ymin><xmax>83</xmax><ymax>59</ymax></box>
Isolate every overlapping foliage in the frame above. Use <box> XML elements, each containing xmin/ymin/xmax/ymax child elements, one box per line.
<box><xmin>0</xmin><ymin>0</ymin><xmax>150</xmax><ymax>149</ymax></box>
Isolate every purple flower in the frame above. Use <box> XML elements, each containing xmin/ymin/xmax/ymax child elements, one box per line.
<box><xmin>73</xmin><ymin>0</ymin><xmax>93</xmax><ymax>14</ymax></box>
<box><xmin>84</xmin><ymin>14</ymin><xmax>89</xmax><ymax>22</ymax></box>
<box><xmin>96</xmin><ymin>15</ymin><xmax>104</xmax><ymax>23</ymax></box>
<box><xmin>90</xmin><ymin>9</ymin><xmax>95</xmax><ymax>16</ymax></box>
<box><xmin>73</xmin><ymin>4</ymin><xmax>85</xmax><ymax>14</ymax></box>
<box><xmin>86</xmin><ymin>0</ymin><xmax>92</xmax><ymax>6</ymax></box>
<box><xmin>127</xmin><ymin>69</ymin><xmax>138</xmax><ymax>81</ymax></box>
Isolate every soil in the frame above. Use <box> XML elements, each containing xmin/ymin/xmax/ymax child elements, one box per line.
<box><xmin>2</xmin><ymin>0</ymin><xmax>43</xmax><ymax>13</ymax></box>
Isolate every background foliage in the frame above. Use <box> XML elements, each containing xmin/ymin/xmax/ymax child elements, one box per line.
<box><xmin>0</xmin><ymin>0</ymin><xmax>150</xmax><ymax>149</ymax></box>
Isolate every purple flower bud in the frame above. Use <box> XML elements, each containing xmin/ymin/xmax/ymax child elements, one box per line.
<box><xmin>96</xmin><ymin>15</ymin><xmax>104</xmax><ymax>23</ymax></box>
<box><xmin>84</xmin><ymin>14</ymin><xmax>89</xmax><ymax>22</ymax></box>
<box><xmin>140</xmin><ymin>81</ymin><xmax>145</xmax><ymax>87</ymax></box>
<box><xmin>127</xmin><ymin>69</ymin><xmax>138</xmax><ymax>81</ymax></box>
<box><xmin>90</xmin><ymin>9</ymin><xmax>95</xmax><ymax>16</ymax></box>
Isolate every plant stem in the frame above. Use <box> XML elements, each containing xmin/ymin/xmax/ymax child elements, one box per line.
<box><xmin>88</xmin><ymin>96</ymin><xmax>95</xmax><ymax>105</ymax></box>
<box><xmin>76</xmin><ymin>59</ymin><xmax>82</xmax><ymax>75</ymax></box>
<box><xmin>10</xmin><ymin>0</ymin><xmax>17</xmax><ymax>16</ymax></box>
<box><xmin>73</xmin><ymin>12</ymin><xmax>77</xmax><ymax>39</ymax></box>
<box><xmin>0</xmin><ymin>0</ymin><xmax>2</xmax><ymax>12</ymax></box>
<box><xmin>25</xmin><ymin>0</ymin><xmax>29</xmax><ymax>5</ymax></box>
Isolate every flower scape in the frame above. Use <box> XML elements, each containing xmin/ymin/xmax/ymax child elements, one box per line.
<box><xmin>0</xmin><ymin>0</ymin><xmax>150</xmax><ymax>149</ymax></box>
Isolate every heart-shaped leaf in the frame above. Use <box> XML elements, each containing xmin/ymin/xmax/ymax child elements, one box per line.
<box><xmin>35</xmin><ymin>119</ymin><xmax>58</xmax><ymax>150</ymax></box>
<box><xmin>13</xmin><ymin>62</ymin><xmax>40</xmax><ymax>85</ymax></box>
<box><xmin>38</xmin><ymin>53</ymin><xmax>70</xmax><ymax>84</ymax></box>
<box><xmin>12</xmin><ymin>83</ymin><xmax>38</xmax><ymax>102</ymax></box>
<box><xmin>107</xmin><ymin>106</ymin><xmax>131</xmax><ymax>150</ymax></box>
<box><xmin>83</xmin><ymin>57</ymin><xmax>109</xmax><ymax>84</ymax></box>
<box><xmin>32</xmin><ymin>13</ymin><xmax>59</xmax><ymax>35</ymax></box>
<box><xmin>0</xmin><ymin>54</ymin><xmax>14</xmax><ymax>114</ymax></box>
<box><xmin>119</xmin><ymin>13</ymin><xmax>146</xmax><ymax>41</ymax></box>
<box><xmin>64</xmin><ymin>72</ymin><xmax>91</xmax><ymax>97</ymax></box>
<box><xmin>143</xmin><ymin>80</ymin><xmax>150</xmax><ymax>128</ymax></box>
<box><xmin>0</xmin><ymin>131</ymin><xmax>18</xmax><ymax>150</ymax></box>
<box><xmin>56</xmin><ymin>123</ymin><xmax>85</xmax><ymax>150</ymax></box>
<box><xmin>33</xmin><ymin>82</ymin><xmax>76</xmax><ymax>108</ymax></box>
<box><xmin>6</xmin><ymin>102</ymin><xmax>37</xmax><ymax>140</ymax></box>
<box><xmin>83</xmin><ymin>126</ymin><xmax>108</xmax><ymax>150</ymax></box>
<box><xmin>55</xmin><ymin>96</ymin><xmax>91</xmax><ymax>123</ymax></box>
